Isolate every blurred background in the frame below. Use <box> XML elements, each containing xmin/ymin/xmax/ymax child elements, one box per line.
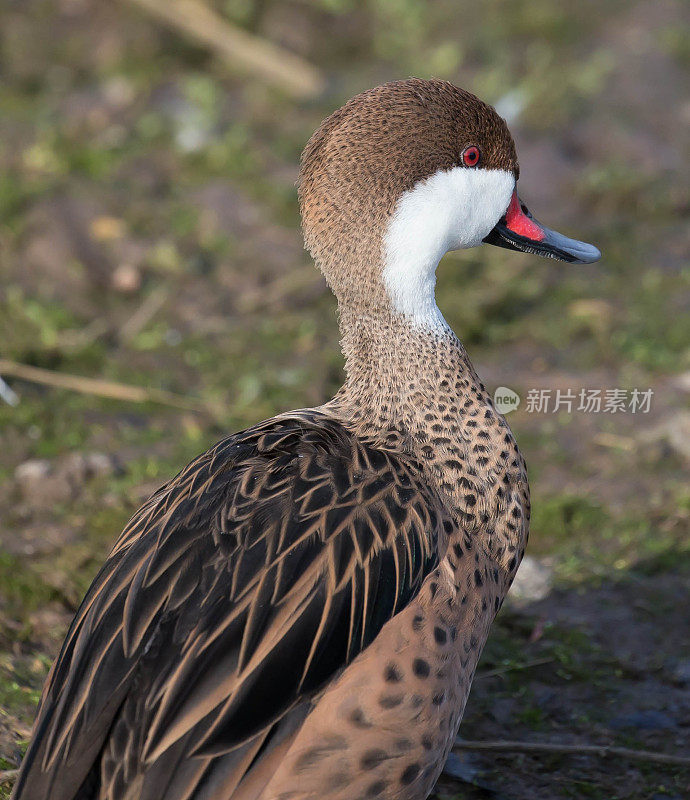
<box><xmin>0</xmin><ymin>1</ymin><xmax>688</xmax><ymax>797</ymax></box>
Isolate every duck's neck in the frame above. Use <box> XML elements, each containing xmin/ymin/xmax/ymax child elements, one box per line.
<box><xmin>328</xmin><ymin>303</ymin><xmax>483</xmax><ymax>440</ymax></box>
<box><xmin>325</xmin><ymin>302</ymin><xmax>527</xmax><ymax>582</ymax></box>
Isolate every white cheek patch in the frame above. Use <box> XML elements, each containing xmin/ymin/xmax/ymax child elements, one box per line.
<box><xmin>383</xmin><ymin>167</ymin><xmax>514</xmax><ymax>327</ymax></box>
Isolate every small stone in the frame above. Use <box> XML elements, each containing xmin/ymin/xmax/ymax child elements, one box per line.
<box><xmin>493</xmin><ymin>88</ymin><xmax>526</xmax><ymax>124</ymax></box>
<box><xmin>0</xmin><ymin>376</ymin><xmax>19</xmax><ymax>406</ymax></box>
<box><xmin>669</xmin><ymin>658</ymin><xmax>690</xmax><ymax>686</ymax></box>
<box><xmin>111</xmin><ymin>263</ymin><xmax>141</xmax><ymax>294</ymax></box>
<box><xmin>84</xmin><ymin>452</ymin><xmax>116</xmax><ymax>477</ymax></box>
<box><xmin>508</xmin><ymin>556</ymin><xmax>553</xmax><ymax>603</ymax></box>
<box><xmin>15</xmin><ymin>459</ymin><xmax>52</xmax><ymax>483</ymax></box>
<box><xmin>15</xmin><ymin>458</ymin><xmax>71</xmax><ymax>506</ymax></box>
<box><xmin>442</xmin><ymin>752</ymin><xmax>478</xmax><ymax>783</ymax></box>
<box><xmin>63</xmin><ymin>452</ymin><xmax>117</xmax><ymax>485</ymax></box>
<box><xmin>641</xmin><ymin>412</ymin><xmax>690</xmax><ymax>463</ymax></box>
<box><xmin>671</xmin><ymin>372</ymin><xmax>690</xmax><ymax>393</ymax></box>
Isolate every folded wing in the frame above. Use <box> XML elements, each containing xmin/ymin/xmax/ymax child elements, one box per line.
<box><xmin>14</xmin><ymin>411</ymin><xmax>447</xmax><ymax>800</ymax></box>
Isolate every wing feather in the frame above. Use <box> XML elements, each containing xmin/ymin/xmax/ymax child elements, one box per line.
<box><xmin>14</xmin><ymin>411</ymin><xmax>448</xmax><ymax>800</ymax></box>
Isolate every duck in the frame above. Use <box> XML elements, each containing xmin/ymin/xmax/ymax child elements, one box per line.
<box><xmin>12</xmin><ymin>78</ymin><xmax>600</xmax><ymax>800</ymax></box>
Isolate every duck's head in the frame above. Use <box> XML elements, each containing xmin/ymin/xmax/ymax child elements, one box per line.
<box><xmin>299</xmin><ymin>78</ymin><xmax>600</xmax><ymax>326</ymax></box>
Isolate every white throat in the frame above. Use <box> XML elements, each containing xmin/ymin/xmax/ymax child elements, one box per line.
<box><xmin>382</xmin><ymin>167</ymin><xmax>514</xmax><ymax>328</ymax></box>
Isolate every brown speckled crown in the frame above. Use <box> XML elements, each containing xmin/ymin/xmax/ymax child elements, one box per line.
<box><xmin>298</xmin><ymin>78</ymin><xmax>518</xmax><ymax>307</ymax></box>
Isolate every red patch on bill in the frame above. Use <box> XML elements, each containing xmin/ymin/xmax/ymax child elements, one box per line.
<box><xmin>505</xmin><ymin>191</ymin><xmax>545</xmax><ymax>241</ymax></box>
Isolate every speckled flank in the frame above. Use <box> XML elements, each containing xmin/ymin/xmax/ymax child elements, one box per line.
<box><xmin>264</xmin><ymin>322</ymin><xmax>530</xmax><ymax>800</ymax></box>
<box><xmin>13</xmin><ymin>78</ymin><xmax>529</xmax><ymax>800</ymax></box>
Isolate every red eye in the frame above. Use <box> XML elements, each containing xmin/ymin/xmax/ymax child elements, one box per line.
<box><xmin>462</xmin><ymin>146</ymin><xmax>481</xmax><ymax>167</ymax></box>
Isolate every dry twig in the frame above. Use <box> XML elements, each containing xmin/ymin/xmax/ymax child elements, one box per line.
<box><xmin>474</xmin><ymin>657</ymin><xmax>555</xmax><ymax>681</ymax></box>
<box><xmin>0</xmin><ymin>359</ymin><xmax>213</xmax><ymax>415</ymax></box>
<box><xmin>0</xmin><ymin>769</ymin><xmax>18</xmax><ymax>785</ymax></box>
<box><xmin>453</xmin><ymin>738</ymin><xmax>690</xmax><ymax>768</ymax></box>
<box><xmin>126</xmin><ymin>0</ymin><xmax>325</xmax><ymax>98</ymax></box>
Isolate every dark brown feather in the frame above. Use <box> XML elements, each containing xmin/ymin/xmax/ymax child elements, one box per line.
<box><xmin>13</xmin><ymin>411</ymin><xmax>446</xmax><ymax>800</ymax></box>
